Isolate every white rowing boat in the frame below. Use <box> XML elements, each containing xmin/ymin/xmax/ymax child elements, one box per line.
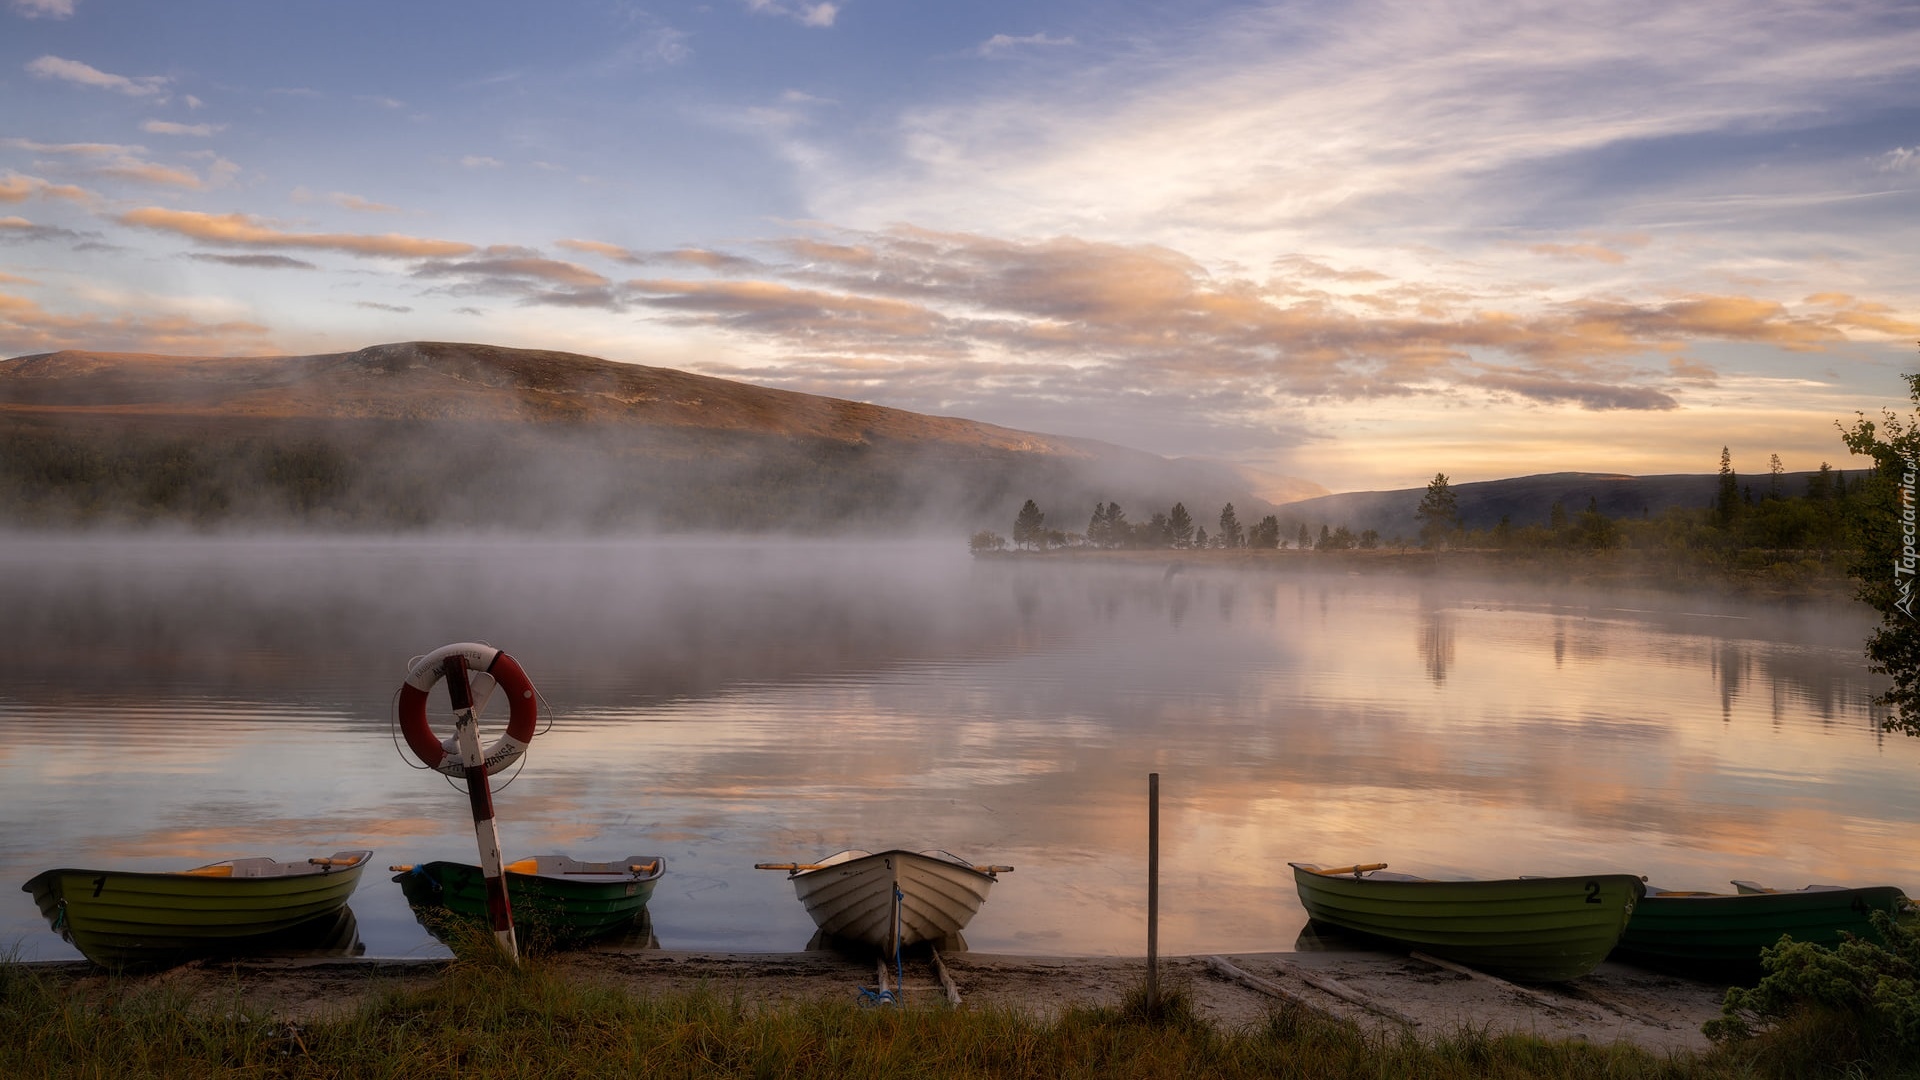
<box><xmin>756</xmin><ymin>849</ymin><xmax>1011</xmax><ymax>953</ymax></box>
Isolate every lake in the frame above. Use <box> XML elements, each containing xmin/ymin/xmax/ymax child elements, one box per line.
<box><xmin>2</xmin><ymin>535</ymin><xmax>1915</xmax><ymax>962</ymax></box>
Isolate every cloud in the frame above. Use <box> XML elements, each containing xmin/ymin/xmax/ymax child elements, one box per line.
<box><xmin>0</xmin><ymin>288</ymin><xmax>273</xmax><ymax>356</ymax></box>
<box><xmin>624</xmin><ymin>225</ymin><xmax>1912</xmax><ymax>421</ymax></box>
<box><xmin>332</xmin><ymin>193</ymin><xmax>399</xmax><ymax>213</ymax></box>
<box><xmin>291</xmin><ymin>188</ymin><xmax>402</xmax><ymax>213</ymax></box>
<box><xmin>460</xmin><ymin>155</ymin><xmax>504</xmax><ymax>169</ymax></box>
<box><xmin>1882</xmin><ymin>146</ymin><xmax>1919</xmax><ymax>173</ymax></box>
<box><xmin>745</xmin><ymin>0</ymin><xmax>837</xmax><ymax>28</ymax></box>
<box><xmin>0</xmin><ymin>215</ymin><xmax>82</xmax><ymax>243</ymax></box>
<box><xmin>556</xmin><ymin>238</ymin><xmax>638</xmax><ymax>262</ymax></box>
<box><xmin>410</xmin><ymin>246</ymin><xmax>616</xmax><ymax>308</ymax></box>
<box><xmin>119</xmin><ymin>207</ymin><xmax>476</xmax><ymax>258</ymax></box>
<box><xmin>355</xmin><ymin>300</ymin><xmax>413</xmax><ymax>313</ymax></box>
<box><xmin>185</xmin><ymin>253</ymin><xmax>318</xmax><ymax>270</ymax></box>
<box><xmin>557</xmin><ymin>239</ymin><xmax>762</xmax><ymax>273</ymax></box>
<box><xmin>977</xmin><ymin>32</ymin><xmax>1075</xmax><ymax>56</ymax></box>
<box><xmin>141</xmin><ymin>120</ymin><xmax>223</xmax><ymax>137</ymax></box>
<box><xmin>4</xmin><ymin>139</ymin><xmax>225</xmax><ymax>191</ymax></box>
<box><xmin>0</xmin><ymin>172</ymin><xmax>93</xmax><ymax>204</ymax></box>
<box><xmin>412</xmin><ymin>249</ymin><xmax>610</xmax><ymax>288</ymax></box>
<box><xmin>11</xmin><ymin>0</ymin><xmax>75</xmax><ymax>17</ymax></box>
<box><xmin>26</xmin><ymin>55</ymin><xmax>170</xmax><ymax>98</ymax></box>
<box><xmin>92</xmin><ymin>158</ymin><xmax>204</xmax><ymax>188</ymax></box>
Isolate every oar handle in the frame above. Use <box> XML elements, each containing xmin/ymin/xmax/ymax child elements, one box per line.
<box><xmin>754</xmin><ymin>862</ymin><xmax>822</xmax><ymax>871</ymax></box>
<box><xmin>310</xmin><ymin>855</ymin><xmax>365</xmax><ymax>867</ymax></box>
<box><xmin>389</xmin><ymin>864</ymin><xmax>414</xmax><ymax>873</ymax></box>
<box><xmin>975</xmin><ymin>865</ymin><xmax>1015</xmax><ymax>874</ymax></box>
<box><xmin>1314</xmin><ymin>863</ymin><xmax>1388</xmax><ymax>877</ymax></box>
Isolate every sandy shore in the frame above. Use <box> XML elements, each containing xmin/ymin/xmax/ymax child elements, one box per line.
<box><xmin>23</xmin><ymin>947</ymin><xmax>1733</xmax><ymax>1055</ymax></box>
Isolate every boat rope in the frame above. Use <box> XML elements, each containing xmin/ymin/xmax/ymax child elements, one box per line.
<box><xmin>893</xmin><ymin>885</ymin><xmax>905</xmax><ymax>995</ymax></box>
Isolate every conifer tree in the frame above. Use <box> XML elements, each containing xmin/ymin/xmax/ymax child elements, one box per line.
<box><xmin>1168</xmin><ymin>502</ymin><xmax>1194</xmax><ymax>548</ymax></box>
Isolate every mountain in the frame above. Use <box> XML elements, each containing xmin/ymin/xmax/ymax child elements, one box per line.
<box><xmin>1277</xmin><ymin>470</ymin><xmax>1850</xmax><ymax>539</ymax></box>
<box><xmin>0</xmin><ymin>341</ymin><xmax>1305</xmax><ymax>533</ymax></box>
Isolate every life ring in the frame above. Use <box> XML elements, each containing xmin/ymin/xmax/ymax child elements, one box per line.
<box><xmin>397</xmin><ymin>642</ymin><xmax>538</xmax><ymax>777</ymax></box>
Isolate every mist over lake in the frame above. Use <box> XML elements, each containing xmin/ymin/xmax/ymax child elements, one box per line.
<box><xmin>2</xmin><ymin>535</ymin><xmax>1915</xmax><ymax>962</ymax></box>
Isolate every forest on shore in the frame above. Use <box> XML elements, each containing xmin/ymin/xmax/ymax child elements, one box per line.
<box><xmin>971</xmin><ymin>450</ymin><xmax>1871</xmax><ymax>598</ymax></box>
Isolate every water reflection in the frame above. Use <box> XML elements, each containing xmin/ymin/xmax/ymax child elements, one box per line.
<box><xmin>1418</xmin><ymin>599</ymin><xmax>1455</xmax><ymax>684</ymax></box>
<box><xmin>2</xmin><ymin>536</ymin><xmax>1915</xmax><ymax>962</ymax></box>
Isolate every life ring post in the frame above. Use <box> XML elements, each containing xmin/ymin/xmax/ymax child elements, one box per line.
<box><xmin>444</xmin><ymin>653</ymin><xmax>519</xmax><ymax>963</ymax></box>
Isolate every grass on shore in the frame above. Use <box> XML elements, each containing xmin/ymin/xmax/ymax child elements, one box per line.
<box><xmin>5</xmin><ymin>955</ymin><xmax>1917</xmax><ymax>1080</ymax></box>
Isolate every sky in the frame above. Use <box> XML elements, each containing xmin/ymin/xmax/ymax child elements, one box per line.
<box><xmin>2</xmin><ymin>0</ymin><xmax>1918</xmax><ymax>493</ymax></box>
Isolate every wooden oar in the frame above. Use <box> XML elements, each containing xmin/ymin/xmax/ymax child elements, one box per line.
<box><xmin>1311</xmin><ymin>863</ymin><xmax>1388</xmax><ymax>877</ymax></box>
<box><xmin>755</xmin><ymin>862</ymin><xmax>818</xmax><ymax>871</ymax></box>
<box><xmin>309</xmin><ymin>855</ymin><xmax>364</xmax><ymax>867</ymax></box>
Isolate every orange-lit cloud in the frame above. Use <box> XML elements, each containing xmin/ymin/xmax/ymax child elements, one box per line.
<box><xmin>0</xmin><ymin>287</ymin><xmax>273</xmax><ymax>355</ymax></box>
<box><xmin>0</xmin><ymin>171</ymin><xmax>93</xmax><ymax>204</ymax></box>
<box><xmin>118</xmin><ymin>207</ymin><xmax>475</xmax><ymax>258</ymax></box>
<box><xmin>623</xmin><ymin>226</ymin><xmax>1917</xmax><ymax>417</ymax></box>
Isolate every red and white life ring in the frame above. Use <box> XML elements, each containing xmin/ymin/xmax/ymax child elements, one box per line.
<box><xmin>397</xmin><ymin>642</ymin><xmax>539</xmax><ymax>777</ymax></box>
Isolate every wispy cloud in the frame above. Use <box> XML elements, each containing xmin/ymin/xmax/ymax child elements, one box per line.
<box><xmin>0</xmin><ymin>171</ymin><xmax>94</xmax><ymax>204</ymax></box>
<box><xmin>3</xmin><ymin>138</ymin><xmax>225</xmax><ymax>190</ymax></box>
<box><xmin>119</xmin><ymin>207</ymin><xmax>476</xmax><ymax>258</ymax></box>
<box><xmin>355</xmin><ymin>300</ymin><xmax>412</xmax><ymax>313</ymax></box>
<box><xmin>26</xmin><ymin>55</ymin><xmax>170</xmax><ymax>98</ymax></box>
<box><xmin>460</xmin><ymin>155</ymin><xmax>504</xmax><ymax>169</ymax></box>
<box><xmin>746</xmin><ymin>0</ymin><xmax>837</xmax><ymax>28</ymax></box>
<box><xmin>616</xmin><ymin>225</ymin><xmax>1920</xmax><ymax>425</ymax></box>
<box><xmin>0</xmin><ymin>287</ymin><xmax>272</xmax><ymax>356</ymax></box>
<box><xmin>141</xmin><ymin>120</ymin><xmax>223</xmax><ymax>137</ymax></box>
<box><xmin>185</xmin><ymin>252</ymin><xmax>318</xmax><ymax>270</ymax></box>
<box><xmin>977</xmin><ymin>32</ymin><xmax>1074</xmax><ymax>56</ymax></box>
<box><xmin>1882</xmin><ymin>146</ymin><xmax>1919</xmax><ymax>173</ymax></box>
<box><xmin>10</xmin><ymin>0</ymin><xmax>75</xmax><ymax>19</ymax></box>
<box><xmin>0</xmin><ymin>215</ymin><xmax>83</xmax><ymax>243</ymax></box>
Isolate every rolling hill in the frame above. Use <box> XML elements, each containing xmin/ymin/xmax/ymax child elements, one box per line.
<box><xmin>0</xmin><ymin>340</ymin><xmax>1313</xmax><ymax>533</ymax></box>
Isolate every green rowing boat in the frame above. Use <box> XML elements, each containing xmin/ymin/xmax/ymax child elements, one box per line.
<box><xmin>20</xmin><ymin>849</ymin><xmax>372</xmax><ymax>971</ymax></box>
<box><xmin>394</xmin><ymin>854</ymin><xmax>664</xmax><ymax>947</ymax></box>
<box><xmin>1290</xmin><ymin>862</ymin><xmax>1646</xmax><ymax>982</ymax></box>
<box><xmin>1613</xmin><ymin>879</ymin><xmax>1913</xmax><ymax>976</ymax></box>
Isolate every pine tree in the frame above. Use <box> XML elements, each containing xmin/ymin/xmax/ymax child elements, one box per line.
<box><xmin>1087</xmin><ymin>503</ymin><xmax>1109</xmax><ymax>548</ymax></box>
<box><xmin>1415</xmin><ymin>472</ymin><xmax>1458</xmax><ymax>548</ymax></box>
<box><xmin>1716</xmin><ymin>447</ymin><xmax>1740</xmax><ymax>526</ymax></box>
<box><xmin>1104</xmin><ymin>502</ymin><xmax>1128</xmax><ymax>548</ymax></box>
<box><xmin>1013</xmin><ymin>499</ymin><xmax>1045</xmax><ymax>550</ymax></box>
<box><xmin>1168</xmin><ymin>502</ymin><xmax>1194</xmax><ymax>548</ymax></box>
<box><xmin>1218</xmin><ymin>503</ymin><xmax>1244</xmax><ymax>548</ymax></box>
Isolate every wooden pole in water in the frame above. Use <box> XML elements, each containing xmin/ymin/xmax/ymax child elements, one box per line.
<box><xmin>444</xmin><ymin>654</ymin><xmax>518</xmax><ymax>963</ymax></box>
<box><xmin>1147</xmin><ymin>771</ymin><xmax>1159</xmax><ymax>1013</ymax></box>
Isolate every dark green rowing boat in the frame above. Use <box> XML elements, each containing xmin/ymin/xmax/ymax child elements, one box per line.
<box><xmin>21</xmin><ymin>850</ymin><xmax>372</xmax><ymax>971</ymax></box>
<box><xmin>394</xmin><ymin>854</ymin><xmax>664</xmax><ymax>947</ymax></box>
<box><xmin>1290</xmin><ymin>862</ymin><xmax>1646</xmax><ymax>982</ymax></box>
<box><xmin>1613</xmin><ymin>880</ymin><xmax>1913</xmax><ymax>976</ymax></box>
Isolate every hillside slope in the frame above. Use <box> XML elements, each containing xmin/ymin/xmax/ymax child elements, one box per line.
<box><xmin>1279</xmin><ymin>470</ymin><xmax>1851</xmax><ymax>538</ymax></box>
<box><xmin>0</xmin><ymin>341</ymin><xmax>1299</xmax><ymax>532</ymax></box>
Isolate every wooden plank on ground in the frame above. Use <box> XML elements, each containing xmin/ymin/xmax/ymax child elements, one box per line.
<box><xmin>930</xmin><ymin>948</ymin><xmax>962</xmax><ymax>1006</ymax></box>
<box><xmin>1219</xmin><ymin>956</ymin><xmax>1420</xmax><ymax>1028</ymax></box>
<box><xmin>1407</xmin><ymin>951</ymin><xmax>1606</xmax><ymax>1021</ymax></box>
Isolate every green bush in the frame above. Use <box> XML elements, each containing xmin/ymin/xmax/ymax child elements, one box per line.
<box><xmin>1706</xmin><ymin>910</ymin><xmax>1920</xmax><ymax>1063</ymax></box>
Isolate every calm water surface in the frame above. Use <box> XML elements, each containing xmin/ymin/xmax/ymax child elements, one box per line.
<box><xmin>2</xmin><ymin>535</ymin><xmax>1915</xmax><ymax>961</ymax></box>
